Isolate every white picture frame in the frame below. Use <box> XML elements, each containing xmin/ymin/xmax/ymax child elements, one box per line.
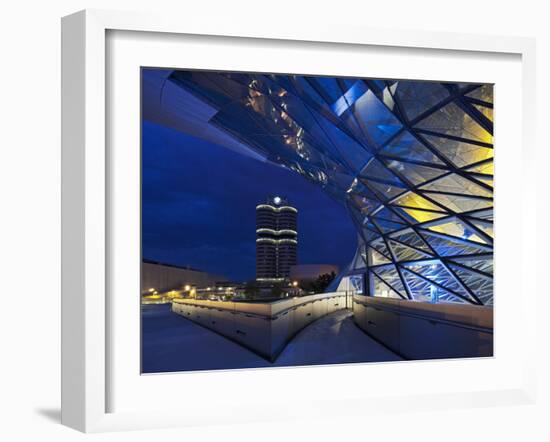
<box><xmin>61</xmin><ymin>9</ymin><xmax>537</xmax><ymax>433</ymax></box>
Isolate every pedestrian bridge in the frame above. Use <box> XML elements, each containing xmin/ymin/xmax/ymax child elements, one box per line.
<box><xmin>142</xmin><ymin>304</ymin><xmax>401</xmax><ymax>373</ymax></box>
<box><xmin>172</xmin><ymin>292</ymin><xmax>351</xmax><ymax>361</ymax></box>
<box><xmin>172</xmin><ymin>292</ymin><xmax>492</xmax><ymax>362</ymax></box>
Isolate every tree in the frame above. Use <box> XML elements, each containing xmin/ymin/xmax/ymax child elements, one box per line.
<box><xmin>244</xmin><ymin>280</ymin><xmax>260</xmax><ymax>298</ymax></box>
<box><xmin>270</xmin><ymin>283</ymin><xmax>283</xmax><ymax>298</ymax></box>
<box><xmin>302</xmin><ymin>271</ymin><xmax>336</xmax><ymax>294</ymax></box>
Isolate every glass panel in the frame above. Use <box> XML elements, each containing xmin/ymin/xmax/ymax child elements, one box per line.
<box><xmin>466</xmin><ymin>209</ymin><xmax>493</xmax><ymax>222</ymax></box>
<box><xmin>415</xmin><ymin>102</ymin><xmax>492</xmax><ymax>144</ymax></box>
<box><xmin>285</xmin><ymin>76</ymin><xmax>330</xmax><ymax>110</ymax></box>
<box><xmin>422</xmin><ymin>193</ymin><xmax>493</xmax><ymax>213</ymax></box>
<box><xmin>369</xmin><ymin>247</ymin><xmax>392</xmax><ymax>265</ymax></box>
<box><xmin>310</xmin><ymin>76</ymin><xmax>343</xmax><ymax>104</ymax></box>
<box><xmin>402</xmin><ymin>269</ymin><xmax>467</xmax><ymax>304</ymax></box>
<box><xmin>425</xmin><ymin>218</ymin><xmax>489</xmax><ymax>244</ymax></box>
<box><xmin>360</xmin><ymin>158</ymin><xmax>404</xmax><ymax>185</ymax></box>
<box><xmin>331</xmin><ymin>80</ymin><xmax>369</xmax><ymax>116</ymax></box>
<box><xmin>384</xmin><ymin>160</ymin><xmax>448</xmax><ymax>186</ymax></box>
<box><xmin>420</xmin><ymin>174</ymin><xmax>492</xmax><ymax>197</ymax></box>
<box><xmin>398</xmin><ymin>208</ymin><xmax>449</xmax><ymax>223</ymax></box>
<box><xmin>472</xmin><ymin>175</ymin><xmax>493</xmax><ymax>187</ymax></box>
<box><xmin>366</xmin><ymin>180</ymin><xmax>407</xmax><ymax>201</ymax></box>
<box><xmin>372</xmin><ymin>219</ymin><xmax>408</xmax><ymax>234</ymax></box>
<box><xmin>421</xmin><ymin>134</ymin><xmax>493</xmax><ymax>168</ymax></box>
<box><xmin>466</xmin><ymin>161</ymin><xmax>494</xmax><ymax>175</ymax></box>
<box><xmin>349</xmin><ymin>194</ymin><xmax>382</xmax><ymax>215</ymax></box>
<box><xmin>394</xmin><ymin>81</ymin><xmax>449</xmax><ymax>121</ymax></box>
<box><xmin>469</xmin><ymin>219</ymin><xmax>494</xmax><ymax>238</ymax></box>
<box><xmin>403</xmin><ymin>261</ymin><xmax>476</xmax><ymax>302</ymax></box>
<box><xmin>372</xmin><ymin>274</ymin><xmax>404</xmax><ymax>299</ymax></box>
<box><xmin>351</xmin><ymin>90</ymin><xmax>403</xmax><ymax>147</ymax></box>
<box><xmin>388</xmin><ymin>240</ymin><xmax>432</xmax><ymax>262</ymax></box>
<box><xmin>389</xmin><ymin>228</ymin><xmax>433</xmax><ymax>253</ymax></box>
<box><xmin>472</xmin><ymin>103</ymin><xmax>494</xmax><ymax>122</ymax></box>
<box><xmin>362</xmin><ymin>227</ymin><xmax>381</xmax><ymax>243</ymax></box>
<box><xmin>349</xmin><ymin>274</ymin><xmax>365</xmax><ymax>294</ymax></box>
<box><xmin>372</xmin><ymin>265</ymin><xmax>408</xmax><ymax>297</ymax></box>
<box><xmin>465</xmin><ymin>84</ymin><xmax>494</xmax><ymax>104</ymax></box>
<box><xmin>448</xmin><ymin>264</ymin><xmax>493</xmax><ymax>305</ymax></box>
<box><xmin>371</xmin><ymin>207</ymin><xmax>409</xmax><ymax>226</ymax></box>
<box><xmin>369</xmin><ymin>238</ymin><xmax>391</xmax><ymax>265</ymax></box>
<box><xmin>448</xmin><ymin>256</ymin><xmax>493</xmax><ymax>275</ymax></box>
<box><xmin>381</xmin><ymin>131</ymin><xmax>445</xmax><ymax>165</ymax></box>
<box><xmin>369</xmin><ymin>248</ymin><xmax>391</xmax><ymax>266</ymax></box>
<box><xmin>393</xmin><ymin>192</ymin><xmax>445</xmax><ymax>211</ymax></box>
<box><xmin>420</xmin><ymin>231</ymin><xmax>491</xmax><ymax>257</ymax></box>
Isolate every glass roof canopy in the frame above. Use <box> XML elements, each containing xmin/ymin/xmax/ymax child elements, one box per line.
<box><xmin>166</xmin><ymin>71</ymin><xmax>494</xmax><ymax>306</ymax></box>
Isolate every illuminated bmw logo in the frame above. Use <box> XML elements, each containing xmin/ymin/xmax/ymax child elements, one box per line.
<box><xmin>273</xmin><ymin>196</ymin><xmax>282</xmax><ymax>205</ymax></box>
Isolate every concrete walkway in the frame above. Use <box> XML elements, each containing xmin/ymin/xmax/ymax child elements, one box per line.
<box><xmin>142</xmin><ymin>304</ymin><xmax>402</xmax><ymax>374</ymax></box>
<box><xmin>276</xmin><ymin>309</ymin><xmax>402</xmax><ymax>366</ymax></box>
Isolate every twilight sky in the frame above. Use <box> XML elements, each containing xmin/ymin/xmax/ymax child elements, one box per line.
<box><xmin>142</xmin><ymin>72</ymin><xmax>357</xmax><ymax>282</ymax></box>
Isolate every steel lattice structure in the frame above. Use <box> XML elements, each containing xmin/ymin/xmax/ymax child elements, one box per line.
<box><xmin>160</xmin><ymin>71</ymin><xmax>494</xmax><ymax>306</ymax></box>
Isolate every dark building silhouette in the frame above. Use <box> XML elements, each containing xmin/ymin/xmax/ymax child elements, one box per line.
<box><xmin>256</xmin><ymin>196</ymin><xmax>297</xmax><ymax>281</ymax></box>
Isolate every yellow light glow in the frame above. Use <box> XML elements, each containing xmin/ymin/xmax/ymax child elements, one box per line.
<box><xmin>394</xmin><ymin>192</ymin><xmax>447</xmax><ymax>223</ymax></box>
<box><xmin>427</xmin><ymin>220</ymin><xmax>488</xmax><ymax>244</ymax></box>
<box><xmin>394</xmin><ymin>192</ymin><xmax>442</xmax><ymax>212</ymax></box>
<box><xmin>184</xmin><ymin>285</ymin><xmax>191</xmax><ymax>291</ymax></box>
<box><xmin>468</xmin><ymin>161</ymin><xmax>494</xmax><ymax>175</ymax></box>
<box><xmin>403</xmin><ymin>209</ymin><xmax>447</xmax><ymax>223</ymax></box>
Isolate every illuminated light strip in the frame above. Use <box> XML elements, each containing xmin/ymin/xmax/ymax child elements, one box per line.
<box><xmin>279</xmin><ymin>206</ymin><xmax>298</xmax><ymax>213</ymax></box>
<box><xmin>256</xmin><ymin>238</ymin><xmax>276</xmax><ymax>244</ymax></box>
<box><xmin>256</xmin><ymin>238</ymin><xmax>298</xmax><ymax>244</ymax></box>
<box><xmin>256</xmin><ymin>228</ymin><xmax>297</xmax><ymax>235</ymax></box>
<box><xmin>256</xmin><ymin>204</ymin><xmax>298</xmax><ymax>213</ymax></box>
<box><xmin>278</xmin><ymin>229</ymin><xmax>297</xmax><ymax>235</ymax></box>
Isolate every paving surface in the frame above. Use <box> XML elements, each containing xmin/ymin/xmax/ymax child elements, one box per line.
<box><xmin>142</xmin><ymin>304</ymin><xmax>402</xmax><ymax>373</ymax></box>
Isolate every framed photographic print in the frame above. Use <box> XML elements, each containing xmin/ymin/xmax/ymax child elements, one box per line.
<box><xmin>61</xmin><ymin>9</ymin><xmax>537</xmax><ymax>433</ymax></box>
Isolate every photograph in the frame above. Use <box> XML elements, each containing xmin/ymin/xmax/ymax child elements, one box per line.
<box><xmin>140</xmin><ymin>68</ymin><xmax>494</xmax><ymax>373</ymax></box>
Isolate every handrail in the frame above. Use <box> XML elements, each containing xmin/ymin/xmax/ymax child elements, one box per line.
<box><xmin>172</xmin><ymin>291</ymin><xmax>349</xmax><ymax>320</ymax></box>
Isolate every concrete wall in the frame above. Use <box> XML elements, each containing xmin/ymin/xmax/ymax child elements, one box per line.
<box><xmin>172</xmin><ymin>292</ymin><xmax>351</xmax><ymax>361</ymax></box>
<box><xmin>141</xmin><ymin>261</ymin><xmax>227</xmax><ymax>294</ymax></box>
<box><xmin>353</xmin><ymin>295</ymin><xmax>493</xmax><ymax>360</ymax></box>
